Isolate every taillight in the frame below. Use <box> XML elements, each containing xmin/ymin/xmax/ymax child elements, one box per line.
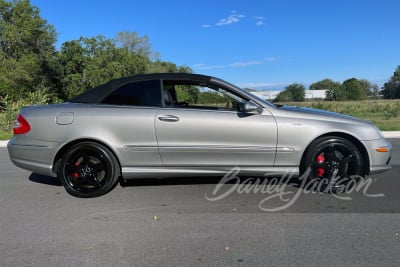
<box><xmin>13</xmin><ymin>114</ymin><xmax>31</xmax><ymax>134</ymax></box>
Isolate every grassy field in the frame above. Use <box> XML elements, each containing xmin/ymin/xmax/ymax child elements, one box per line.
<box><xmin>276</xmin><ymin>99</ymin><xmax>400</xmax><ymax>131</ymax></box>
<box><xmin>0</xmin><ymin>131</ymin><xmax>11</xmax><ymax>141</ymax></box>
<box><xmin>0</xmin><ymin>99</ymin><xmax>399</xmax><ymax>140</ymax></box>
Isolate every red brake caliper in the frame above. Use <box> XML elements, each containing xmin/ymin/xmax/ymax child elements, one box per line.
<box><xmin>316</xmin><ymin>153</ymin><xmax>325</xmax><ymax>177</ymax></box>
<box><xmin>74</xmin><ymin>161</ymin><xmax>79</xmax><ymax>178</ymax></box>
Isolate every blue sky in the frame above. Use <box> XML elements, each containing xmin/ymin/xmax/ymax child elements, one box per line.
<box><xmin>31</xmin><ymin>0</ymin><xmax>400</xmax><ymax>90</ymax></box>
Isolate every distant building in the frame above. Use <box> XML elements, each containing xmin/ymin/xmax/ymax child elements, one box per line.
<box><xmin>250</xmin><ymin>90</ymin><xmax>327</xmax><ymax>101</ymax></box>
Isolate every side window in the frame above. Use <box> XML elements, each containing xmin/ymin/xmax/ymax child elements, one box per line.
<box><xmin>102</xmin><ymin>80</ymin><xmax>161</xmax><ymax>107</ymax></box>
<box><xmin>163</xmin><ymin>80</ymin><xmax>247</xmax><ymax>112</ymax></box>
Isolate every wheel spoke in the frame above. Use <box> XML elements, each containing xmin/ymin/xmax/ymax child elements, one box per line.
<box><xmin>90</xmin><ymin>176</ymin><xmax>103</xmax><ymax>188</ymax></box>
<box><xmin>340</xmin><ymin>154</ymin><xmax>354</xmax><ymax>165</ymax></box>
<box><xmin>338</xmin><ymin>154</ymin><xmax>354</xmax><ymax>177</ymax></box>
<box><xmin>92</xmin><ymin>162</ymin><xmax>105</xmax><ymax>172</ymax></box>
<box><xmin>326</xmin><ymin>145</ymin><xmax>339</xmax><ymax>161</ymax></box>
<box><xmin>81</xmin><ymin>174</ymin><xmax>102</xmax><ymax>188</ymax></box>
<box><xmin>79</xmin><ymin>152</ymin><xmax>91</xmax><ymax>165</ymax></box>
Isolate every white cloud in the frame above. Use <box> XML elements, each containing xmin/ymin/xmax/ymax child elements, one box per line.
<box><xmin>193</xmin><ymin>64</ymin><xmax>224</xmax><ymax>70</ymax></box>
<box><xmin>265</xmin><ymin>57</ymin><xmax>277</xmax><ymax>62</ymax></box>
<box><xmin>216</xmin><ymin>11</ymin><xmax>245</xmax><ymax>26</ymax></box>
<box><xmin>203</xmin><ymin>12</ymin><xmax>266</xmax><ymax>28</ymax></box>
<box><xmin>254</xmin><ymin>15</ymin><xmax>266</xmax><ymax>26</ymax></box>
<box><xmin>228</xmin><ymin>60</ymin><xmax>264</xmax><ymax>67</ymax></box>
<box><xmin>194</xmin><ymin>57</ymin><xmax>276</xmax><ymax>70</ymax></box>
<box><xmin>256</xmin><ymin>21</ymin><xmax>265</xmax><ymax>26</ymax></box>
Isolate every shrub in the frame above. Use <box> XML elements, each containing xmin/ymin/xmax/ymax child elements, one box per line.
<box><xmin>0</xmin><ymin>88</ymin><xmax>50</xmax><ymax>132</ymax></box>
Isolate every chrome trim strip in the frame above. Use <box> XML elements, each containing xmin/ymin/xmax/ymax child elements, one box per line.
<box><xmin>122</xmin><ymin>145</ymin><xmax>295</xmax><ymax>153</ymax></box>
<box><xmin>276</xmin><ymin>147</ymin><xmax>295</xmax><ymax>152</ymax></box>
<box><xmin>158</xmin><ymin>145</ymin><xmax>277</xmax><ymax>152</ymax></box>
<box><xmin>123</xmin><ymin>145</ymin><xmax>158</xmax><ymax>152</ymax></box>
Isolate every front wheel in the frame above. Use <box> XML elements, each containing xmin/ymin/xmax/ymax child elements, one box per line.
<box><xmin>301</xmin><ymin>136</ymin><xmax>365</xmax><ymax>192</ymax></box>
<box><xmin>58</xmin><ymin>142</ymin><xmax>120</xmax><ymax>198</ymax></box>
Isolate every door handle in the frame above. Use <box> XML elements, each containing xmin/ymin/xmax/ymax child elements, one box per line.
<box><xmin>158</xmin><ymin>115</ymin><xmax>180</xmax><ymax>122</ymax></box>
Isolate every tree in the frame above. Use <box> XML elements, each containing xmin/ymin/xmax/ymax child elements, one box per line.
<box><xmin>0</xmin><ymin>2</ymin><xmax>193</xmax><ymax>102</ymax></box>
<box><xmin>57</xmin><ymin>33</ymin><xmax>193</xmax><ymax>100</ymax></box>
<box><xmin>57</xmin><ymin>35</ymin><xmax>150</xmax><ymax>99</ymax></box>
<box><xmin>371</xmin><ymin>84</ymin><xmax>380</xmax><ymax>99</ymax></box>
<box><xmin>274</xmin><ymin>90</ymin><xmax>291</xmax><ymax>102</ymax></box>
<box><xmin>115</xmin><ymin>31</ymin><xmax>158</xmax><ymax>60</ymax></box>
<box><xmin>381</xmin><ymin>65</ymin><xmax>400</xmax><ymax>99</ymax></box>
<box><xmin>325</xmin><ymin>82</ymin><xmax>342</xmax><ymax>101</ymax></box>
<box><xmin>358</xmin><ymin>79</ymin><xmax>372</xmax><ymax>98</ymax></box>
<box><xmin>310</xmin><ymin>78</ymin><xmax>342</xmax><ymax>101</ymax></box>
<box><xmin>275</xmin><ymin>83</ymin><xmax>305</xmax><ymax>102</ymax></box>
<box><xmin>309</xmin><ymin>79</ymin><xmax>337</xmax><ymax>90</ymax></box>
<box><xmin>341</xmin><ymin>78</ymin><xmax>368</xmax><ymax>100</ymax></box>
<box><xmin>0</xmin><ymin>0</ymin><xmax>58</xmax><ymax>100</ymax></box>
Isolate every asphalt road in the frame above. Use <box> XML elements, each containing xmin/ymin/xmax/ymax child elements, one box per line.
<box><xmin>0</xmin><ymin>139</ymin><xmax>399</xmax><ymax>266</ymax></box>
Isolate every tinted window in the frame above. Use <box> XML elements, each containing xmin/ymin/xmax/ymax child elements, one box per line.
<box><xmin>102</xmin><ymin>80</ymin><xmax>161</xmax><ymax>107</ymax></box>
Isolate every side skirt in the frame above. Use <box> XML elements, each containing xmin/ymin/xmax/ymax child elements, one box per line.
<box><xmin>121</xmin><ymin>166</ymin><xmax>299</xmax><ymax>179</ymax></box>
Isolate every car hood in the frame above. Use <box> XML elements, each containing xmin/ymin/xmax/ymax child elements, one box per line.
<box><xmin>275</xmin><ymin>105</ymin><xmax>368</xmax><ymax>124</ymax></box>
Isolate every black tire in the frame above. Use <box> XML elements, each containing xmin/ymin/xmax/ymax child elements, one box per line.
<box><xmin>301</xmin><ymin>136</ymin><xmax>364</xmax><ymax>192</ymax></box>
<box><xmin>58</xmin><ymin>142</ymin><xmax>120</xmax><ymax>198</ymax></box>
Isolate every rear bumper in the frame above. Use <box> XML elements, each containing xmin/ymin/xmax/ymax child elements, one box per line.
<box><xmin>7</xmin><ymin>138</ymin><xmax>60</xmax><ymax>177</ymax></box>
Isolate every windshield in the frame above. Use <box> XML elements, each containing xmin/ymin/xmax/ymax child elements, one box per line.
<box><xmin>210</xmin><ymin>78</ymin><xmax>277</xmax><ymax>108</ymax></box>
<box><xmin>247</xmin><ymin>92</ymin><xmax>277</xmax><ymax>108</ymax></box>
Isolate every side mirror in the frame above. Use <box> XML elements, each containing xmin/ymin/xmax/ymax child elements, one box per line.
<box><xmin>244</xmin><ymin>101</ymin><xmax>262</xmax><ymax>114</ymax></box>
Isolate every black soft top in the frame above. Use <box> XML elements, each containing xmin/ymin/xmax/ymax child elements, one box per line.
<box><xmin>69</xmin><ymin>73</ymin><xmax>212</xmax><ymax>104</ymax></box>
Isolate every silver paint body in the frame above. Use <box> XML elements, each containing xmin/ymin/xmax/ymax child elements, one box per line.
<box><xmin>7</xmin><ymin>75</ymin><xmax>392</xmax><ymax>179</ymax></box>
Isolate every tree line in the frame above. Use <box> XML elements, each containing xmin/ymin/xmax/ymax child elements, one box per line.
<box><xmin>275</xmin><ymin>66</ymin><xmax>400</xmax><ymax>102</ymax></box>
<box><xmin>0</xmin><ymin>0</ymin><xmax>192</xmax><ymax>104</ymax></box>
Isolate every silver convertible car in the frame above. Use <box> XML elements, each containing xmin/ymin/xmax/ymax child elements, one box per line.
<box><xmin>8</xmin><ymin>73</ymin><xmax>392</xmax><ymax>197</ymax></box>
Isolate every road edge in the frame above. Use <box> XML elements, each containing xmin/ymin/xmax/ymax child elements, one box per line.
<box><xmin>1</xmin><ymin>131</ymin><xmax>400</xmax><ymax>148</ymax></box>
<box><xmin>0</xmin><ymin>140</ymin><xmax>8</xmax><ymax>147</ymax></box>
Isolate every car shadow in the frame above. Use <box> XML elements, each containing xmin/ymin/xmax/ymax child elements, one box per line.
<box><xmin>29</xmin><ymin>173</ymin><xmax>62</xmax><ymax>186</ymax></box>
<box><xmin>119</xmin><ymin>175</ymin><xmax>300</xmax><ymax>187</ymax></box>
<box><xmin>28</xmin><ymin>172</ymin><xmax>302</xmax><ymax>189</ymax></box>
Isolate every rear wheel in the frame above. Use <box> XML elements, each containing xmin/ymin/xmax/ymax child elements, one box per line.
<box><xmin>58</xmin><ymin>142</ymin><xmax>120</xmax><ymax>198</ymax></box>
<box><xmin>301</xmin><ymin>136</ymin><xmax>364</xmax><ymax>192</ymax></box>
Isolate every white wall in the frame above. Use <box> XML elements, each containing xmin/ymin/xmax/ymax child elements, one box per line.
<box><xmin>250</xmin><ymin>90</ymin><xmax>327</xmax><ymax>100</ymax></box>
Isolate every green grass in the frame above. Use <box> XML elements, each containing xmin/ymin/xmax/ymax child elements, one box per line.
<box><xmin>276</xmin><ymin>99</ymin><xmax>400</xmax><ymax>131</ymax></box>
<box><xmin>0</xmin><ymin>131</ymin><xmax>12</xmax><ymax>141</ymax></box>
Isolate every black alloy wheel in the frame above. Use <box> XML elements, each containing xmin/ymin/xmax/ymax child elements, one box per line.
<box><xmin>301</xmin><ymin>136</ymin><xmax>365</xmax><ymax>192</ymax></box>
<box><xmin>58</xmin><ymin>142</ymin><xmax>120</xmax><ymax>198</ymax></box>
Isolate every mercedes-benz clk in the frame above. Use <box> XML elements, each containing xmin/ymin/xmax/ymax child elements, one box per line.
<box><xmin>8</xmin><ymin>73</ymin><xmax>392</xmax><ymax>197</ymax></box>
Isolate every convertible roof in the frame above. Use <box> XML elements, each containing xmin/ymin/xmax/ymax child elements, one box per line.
<box><xmin>69</xmin><ymin>73</ymin><xmax>213</xmax><ymax>103</ymax></box>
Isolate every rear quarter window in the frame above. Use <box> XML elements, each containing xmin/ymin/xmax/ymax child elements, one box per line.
<box><xmin>102</xmin><ymin>80</ymin><xmax>161</xmax><ymax>107</ymax></box>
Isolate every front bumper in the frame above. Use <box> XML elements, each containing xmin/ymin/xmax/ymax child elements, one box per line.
<box><xmin>362</xmin><ymin>138</ymin><xmax>392</xmax><ymax>175</ymax></box>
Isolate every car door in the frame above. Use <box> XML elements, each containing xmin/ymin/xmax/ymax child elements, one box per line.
<box><xmin>154</xmin><ymin>82</ymin><xmax>277</xmax><ymax>167</ymax></box>
<box><xmin>100</xmin><ymin>79</ymin><xmax>163</xmax><ymax>167</ymax></box>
